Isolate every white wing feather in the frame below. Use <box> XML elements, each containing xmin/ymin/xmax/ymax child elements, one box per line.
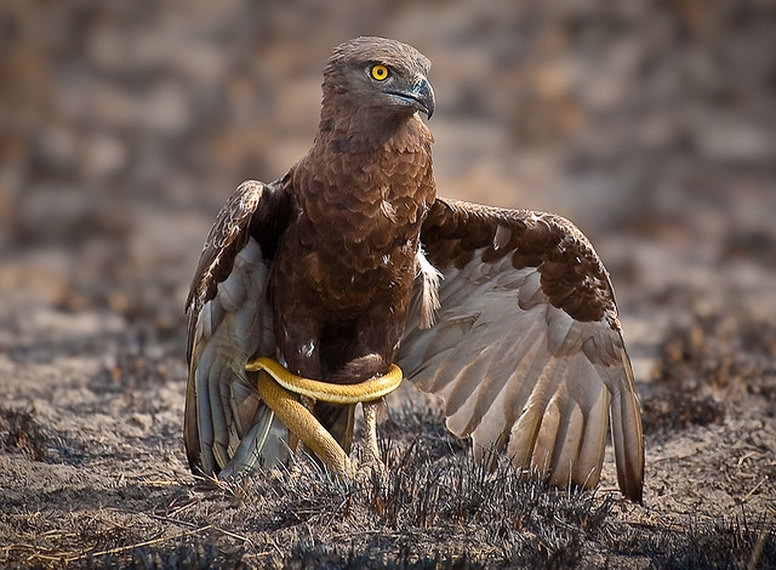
<box><xmin>399</xmin><ymin>203</ymin><xmax>644</xmax><ymax>501</ymax></box>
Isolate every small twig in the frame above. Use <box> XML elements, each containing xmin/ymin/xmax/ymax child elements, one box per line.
<box><xmin>739</xmin><ymin>476</ymin><xmax>768</xmax><ymax>504</ymax></box>
<box><xmin>652</xmin><ymin>449</ymin><xmax>703</xmax><ymax>463</ymax></box>
<box><xmin>211</xmin><ymin>525</ymin><xmax>255</xmax><ymax>547</ymax></box>
<box><xmin>143</xmin><ymin>478</ymin><xmax>181</xmax><ymax>487</ymax></box>
<box><xmin>737</xmin><ymin>451</ymin><xmax>757</xmax><ymax>467</ymax></box>
<box><xmin>63</xmin><ymin>524</ymin><xmax>213</xmax><ymax>563</ymax></box>
<box><xmin>141</xmin><ymin>512</ymin><xmax>200</xmax><ymax>529</ymax></box>
<box><xmin>84</xmin><ymin>524</ymin><xmax>213</xmax><ymax>560</ymax></box>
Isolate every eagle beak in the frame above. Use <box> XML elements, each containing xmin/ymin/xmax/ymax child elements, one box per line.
<box><xmin>387</xmin><ymin>76</ymin><xmax>435</xmax><ymax>119</ymax></box>
<box><xmin>410</xmin><ymin>76</ymin><xmax>435</xmax><ymax>119</ymax></box>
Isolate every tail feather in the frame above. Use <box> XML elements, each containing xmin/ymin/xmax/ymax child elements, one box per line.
<box><xmin>219</xmin><ymin>402</ymin><xmax>289</xmax><ymax>480</ymax></box>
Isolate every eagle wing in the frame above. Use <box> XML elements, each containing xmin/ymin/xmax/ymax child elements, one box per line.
<box><xmin>398</xmin><ymin>197</ymin><xmax>644</xmax><ymax>501</ymax></box>
<box><xmin>184</xmin><ymin>177</ymin><xmax>294</xmax><ymax>478</ymax></box>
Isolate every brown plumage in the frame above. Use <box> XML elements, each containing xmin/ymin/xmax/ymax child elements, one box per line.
<box><xmin>184</xmin><ymin>36</ymin><xmax>644</xmax><ymax>502</ymax></box>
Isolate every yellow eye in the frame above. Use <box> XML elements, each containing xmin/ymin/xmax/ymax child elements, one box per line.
<box><xmin>370</xmin><ymin>64</ymin><xmax>389</xmax><ymax>81</ymax></box>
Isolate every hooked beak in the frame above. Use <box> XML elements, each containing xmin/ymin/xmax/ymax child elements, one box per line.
<box><xmin>387</xmin><ymin>76</ymin><xmax>435</xmax><ymax>119</ymax></box>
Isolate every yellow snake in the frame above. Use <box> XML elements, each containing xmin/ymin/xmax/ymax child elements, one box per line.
<box><xmin>245</xmin><ymin>356</ymin><xmax>403</xmax><ymax>476</ymax></box>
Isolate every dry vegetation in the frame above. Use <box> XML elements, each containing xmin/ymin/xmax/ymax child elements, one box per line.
<box><xmin>1</xmin><ymin>0</ymin><xmax>775</xmax><ymax>568</ymax></box>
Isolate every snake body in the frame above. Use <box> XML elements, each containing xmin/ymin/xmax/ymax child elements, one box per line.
<box><xmin>246</xmin><ymin>357</ymin><xmax>403</xmax><ymax>476</ymax></box>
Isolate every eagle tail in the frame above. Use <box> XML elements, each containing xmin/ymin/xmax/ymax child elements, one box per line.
<box><xmin>218</xmin><ymin>403</ymin><xmax>290</xmax><ymax>480</ymax></box>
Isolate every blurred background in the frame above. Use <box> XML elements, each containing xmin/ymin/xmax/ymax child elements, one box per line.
<box><xmin>1</xmin><ymin>0</ymin><xmax>775</xmax><ymax>376</ymax></box>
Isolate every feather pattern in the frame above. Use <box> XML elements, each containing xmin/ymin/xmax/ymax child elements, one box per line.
<box><xmin>398</xmin><ymin>197</ymin><xmax>644</xmax><ymax>502</ymax></box>
<box><xmin>184</xmin><ymin>179</ymin><xmax>293</xmax><ymax>477</ymax></box>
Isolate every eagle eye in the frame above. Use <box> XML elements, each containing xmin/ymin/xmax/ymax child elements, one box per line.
<box><xmin>370</xmin><ymin>64</ymin><xmax>390</xmax><ymax>81</ymax></box>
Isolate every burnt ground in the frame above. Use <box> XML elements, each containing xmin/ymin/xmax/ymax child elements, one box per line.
<box><xmin>1</xmin><ymin>1</ymin><xmax>775</xmax><ymax>568</ymax></box>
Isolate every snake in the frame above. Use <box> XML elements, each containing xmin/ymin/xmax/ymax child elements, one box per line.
<box><xmin>245</xmin><ymin>356</ymin><xmax>403</xmax><ymax>476</ymax></box>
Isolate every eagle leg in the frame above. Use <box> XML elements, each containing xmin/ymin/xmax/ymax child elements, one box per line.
<box><xmin>361</xmin><ymin>400</ymin><xmax>383</xmax><ymax>469</ymax></box>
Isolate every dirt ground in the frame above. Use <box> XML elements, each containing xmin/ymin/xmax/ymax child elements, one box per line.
<box><xmin>1</xmin><ymin>1</ymin><xmax>775</xmax><ymax>568</ymax></box>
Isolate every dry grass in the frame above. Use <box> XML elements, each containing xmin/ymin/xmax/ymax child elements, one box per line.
<box><xmin>2</xmin><ymin>399</ymin><xmax>773</xmax><ymax>569</ymax></box>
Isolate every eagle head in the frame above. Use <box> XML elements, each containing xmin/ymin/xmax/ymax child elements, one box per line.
<box><xmin>322</xmin><ymin>36</ymin><xmax>435</xmax><ymax>119</ymax></box>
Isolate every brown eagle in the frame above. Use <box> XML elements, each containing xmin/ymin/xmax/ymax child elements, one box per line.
<box><xmin>184</xmin><ymin>36</ymin><xmax>644</xmax><ymax>502</ymax></box>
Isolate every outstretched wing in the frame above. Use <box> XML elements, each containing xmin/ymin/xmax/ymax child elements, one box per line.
<box><xmin>398</xmin><ymin>197</ymin><xmax>644</xmax><ymax>501</ymax></box>
<box><xmin>184</xmin><ymin>177</ymin><xmax>294</xmax><ymax>478</ymax></box>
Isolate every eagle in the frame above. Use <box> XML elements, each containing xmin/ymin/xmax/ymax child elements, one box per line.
<box><xmin>184</xmin><ymin>36</ymin><xmax>644</xmax><ymax>502</ymax></box>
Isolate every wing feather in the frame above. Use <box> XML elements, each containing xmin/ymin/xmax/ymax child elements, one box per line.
<box><xmin>399</xmin><ymin>197</ymin><xmax>644</xmax><ymax>501</ymax></box>
<box><xmin>184</xmin><ymin>178</ymin><xmax>293</xmax><ymax>477</ymax></box>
